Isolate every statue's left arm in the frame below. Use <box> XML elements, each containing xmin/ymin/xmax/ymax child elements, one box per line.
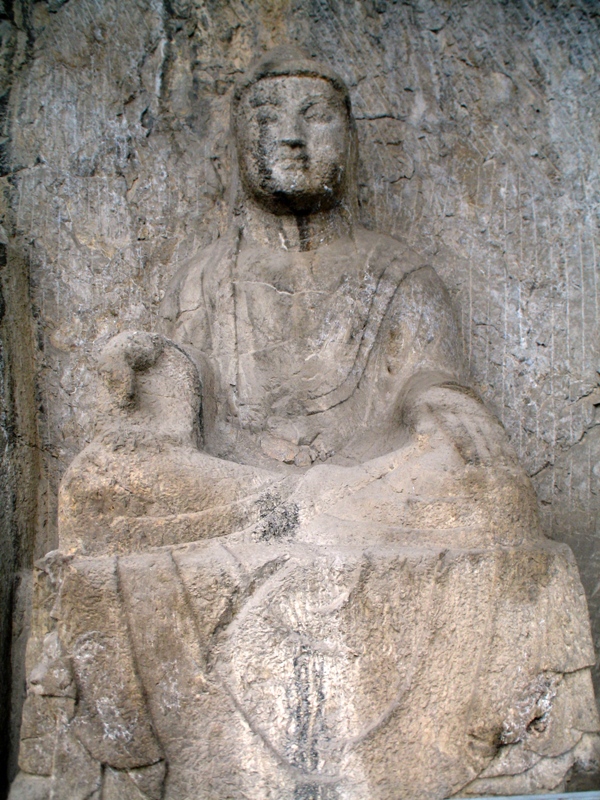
<box><xmin>382</xmin><ymin>264</ymin><xmax>517</xmax><ymax>472</ymax></box>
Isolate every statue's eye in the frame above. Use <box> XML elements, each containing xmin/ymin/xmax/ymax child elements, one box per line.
<box><xmin>303</xmin><ymin>103</ymin><xmax>334</xmax><ymax>122</ymax></box>
<box><xmin>257</xmin><ymin>108</ymin><xmax>279</xmax><ymax>124</ymax></box>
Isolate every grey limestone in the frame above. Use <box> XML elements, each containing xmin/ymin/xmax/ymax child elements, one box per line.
<box><xmin>7</xmin><ymin>46</ymin><xmax>600</xmax><ymax>798</ymax></box>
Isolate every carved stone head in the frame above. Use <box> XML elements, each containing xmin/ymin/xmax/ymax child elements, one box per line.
<box><xmin>232</xmin><ymin>47</ymin><xmax>356</xmax><ymax>216</ymax></box>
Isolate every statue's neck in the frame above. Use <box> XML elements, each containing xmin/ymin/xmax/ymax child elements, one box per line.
<box><xmin>239</xmin><ymin>200</ymin><xmax>353</xmax><ymax>252</ymax></box>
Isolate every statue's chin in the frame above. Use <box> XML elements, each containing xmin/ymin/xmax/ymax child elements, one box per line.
<box><xmin>252</xmin><ymin>186</ymin><xmax>340</xmax><ymax>216</ymax></box>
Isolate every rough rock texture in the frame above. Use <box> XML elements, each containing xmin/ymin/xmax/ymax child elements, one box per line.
<box><xmin>2</xmin><ymin>0</ymin><xmax>600</xmax><ymax>794</ymax></box>
<box><xmin>0</xmin><ymin>8</ymin><xmax>41</xmax><ymax>795</ymax></box>
<box><xmin>9</xmin><ymin>313</ymin><xmax>600</xmax><ymax>795</ymax></box>
<box><xmin>8</xmin><ymin>45</ymin><xmax>600</xmax><ymax>795</ymax></box>
<box><xmin>0</xmin><ymin>245</ymin><xmax>39</xmax><ymax>799</ymax></box>
<box><xmin>11</xmin><ymin>539</ymin><xmax>600</xmax><ymax>799</ymax></box>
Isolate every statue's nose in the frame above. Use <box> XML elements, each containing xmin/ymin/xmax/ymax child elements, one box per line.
<box><xmin>279</xmin><ymin>114</ymin><xmax>305</xmax><ymax>147</ymax></box>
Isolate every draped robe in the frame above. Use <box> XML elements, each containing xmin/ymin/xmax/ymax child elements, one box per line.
<box><xmin>13</xmin><ymin>228</ymin><xmax>600</xmax><ymax>800</ymax></box>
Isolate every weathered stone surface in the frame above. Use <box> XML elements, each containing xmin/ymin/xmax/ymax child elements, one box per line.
<box><xmin>2</xmin><ymin>14</ymin><xmax>600</xmax><ymax>795</ymax></box>
<box><xmin>49</xmin><ymin>726</ymin><xmax>102</xmax><ymax>800</ymax></box>
<box><xmin>18</xmin><ymin>694</ymin><xmax>75</xmax><ymax>776</ymax></box>
<box><xmin>57</xmin><ymin>554</ymin><xmax>163</xmax><ymax>769</ymax></box>
<box><xmin>102</xmin><ymin>763</ymin><xmax>167</xmax><ymax>800</ymax></box>
<box><xmin>9</xmin><ymin>45</ymin><xmax>600</xmax><ymax>798</ymax></box>
<box><xmin>57</xmin><ymin>331</ymin><xmax>285</xmax><ymax>555</ymax></box>
<box><xmin>5</xmin><ymin>2</ymin><xmax>600</xmax><ymax>728</ymax></box>
<box><xmin>9</xmin><ymin>536</ymin><xmax>600</xmax><ymax>799</ymax></box>
<box><xmin>460</xmin><ymin>732</ymin><xmax>600</xmax><ymax>797</ymax></box>
<box><xmin>4</xmin><ymin>774</ymin><xmax>50</xmax><ymax>800</ymax></box>
<box><xmin>5</xmin><ymin>0</ymin><xmax>600</xmax><ymax>583</ymax></box>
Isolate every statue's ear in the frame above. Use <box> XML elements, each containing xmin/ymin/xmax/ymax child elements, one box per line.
<box><xmin>97</xmin><ymin>331</ymin><xmax>165</xmax><ymax>409</ymax></box>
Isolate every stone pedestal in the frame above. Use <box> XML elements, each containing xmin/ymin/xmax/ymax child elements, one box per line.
<box><xmin>12</xmin><ymin>536</ymin><xmax>600</xmax><ymax>800</ymax></box>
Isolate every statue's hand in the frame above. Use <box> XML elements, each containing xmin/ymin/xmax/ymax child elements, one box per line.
<box><xmin>408</xmin><ymin>385</ymin><xmax>516</xmax><ymax>467</ymax></box>
<box><xmin>97</xmin><ymin>331</ymin><xmax>165</xmax><ymax>408</ymax></box>
<box><xmin>92</xmin><ymin>330</ymin><xmax>201</xmax><ymax>447</ymax></box>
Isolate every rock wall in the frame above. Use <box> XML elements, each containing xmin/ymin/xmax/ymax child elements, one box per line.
<box><xmin>2</xmin><ymin>0</ymin><xmax>599</xmax><ymax>790</ymax></box>
<box><xmin>0</xmin><ymin>8</ymin><xmax>40</xmax><ymax>795</ymax></box>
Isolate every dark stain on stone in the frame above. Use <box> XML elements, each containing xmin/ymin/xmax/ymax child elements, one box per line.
<box><xmin>288</xmin><ymin>644</ymin><xmax>338</xmax><ymax>799</ymax></box>
<box><xmin>255</xmin><ymin>500</ymin><xmax>299</xmax><ymax>541</ymax></box>
<box><xmin>294</xmin><ymin>785</ymin><xmax>338</xmax><ymax>800</ymax></box>
<box><xmin>0</xmin><ymin>0</ymin><xmax>12</xmax><ymax>23</ymax></box>
<box><xmin>291</xmin><ymin>643</ymin><xmax>325</xmax><ymax>771</ymax></box>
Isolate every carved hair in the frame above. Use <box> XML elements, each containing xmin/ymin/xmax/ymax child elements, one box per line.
<box><xmin>232</xmin><ymin>45</ymin><xmax>352</xmax><ymax>117</ymax></box>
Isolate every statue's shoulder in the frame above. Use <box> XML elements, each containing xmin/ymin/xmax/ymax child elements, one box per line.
<box><xmin>354</xmin><ymin>227</ymin><xmax>436</xmax><ymax>281</ymax></box>
<box><xmin>159</xmin><ymin>238</ymin><xmax>224</xmax><ymax>324</ymax></box>
<box><xmin>354</xmin><ymin>228</ymin><xmax>455</xmax><ymax>322</ymax></box>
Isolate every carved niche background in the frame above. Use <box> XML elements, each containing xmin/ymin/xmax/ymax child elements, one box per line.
<box><xmin>1</xmin><ymin>0</ymin><xmax>599</xmax><ymax>788</ymax></box>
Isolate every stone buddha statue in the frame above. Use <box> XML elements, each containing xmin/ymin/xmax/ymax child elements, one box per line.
<box><xmin>10</xmin><ymin>48</ymin><xmax>600</xmax><ymax>800</ymax></box>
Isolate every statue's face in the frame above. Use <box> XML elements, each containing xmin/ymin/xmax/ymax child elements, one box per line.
<box><xmin>236</xmin><ymin>76</ymin><xmax>350</xmax><ymax>215</ymax></box>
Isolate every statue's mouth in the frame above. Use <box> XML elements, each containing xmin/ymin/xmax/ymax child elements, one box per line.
<box><xmin>276</xmin><ymin>154</ymin><xmax>309</xmax><ymax>170</ymax></box>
